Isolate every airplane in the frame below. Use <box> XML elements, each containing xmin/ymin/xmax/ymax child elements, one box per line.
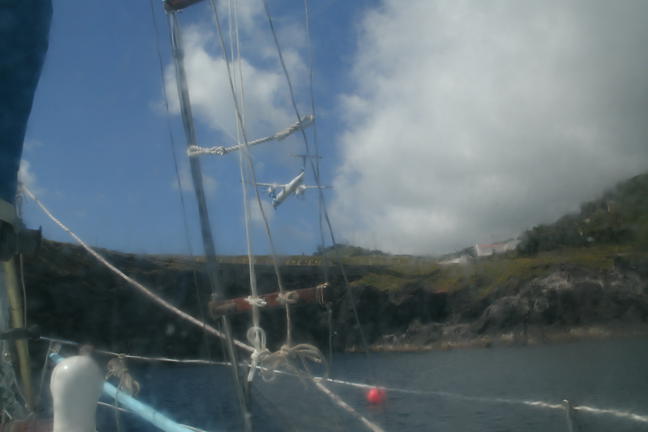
<box><xmin>256</xmin><ymin>170</ymin><xmax>330</xmax><ymax>208</ymax></box>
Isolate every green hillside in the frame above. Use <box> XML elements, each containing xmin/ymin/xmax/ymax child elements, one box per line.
<box><xmin>518</xmin><ymin>172</ymin><xmax>648</xmax><ymax>255</ymax></box>
<box><xmin>347</xmin><ymin>172</ymin><xmax>648</xmax><ymax>302</ymax></box>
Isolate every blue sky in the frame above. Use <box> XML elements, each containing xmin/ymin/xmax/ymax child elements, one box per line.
<box><xmin>21</xmin><ymin>1</ymin><xmax>648</xmax><ymax>256</ymax></box>
<box><xmin>22</xmin><ymin>0</ymin><xmax>374</xmax><ymax>256</ymax></box>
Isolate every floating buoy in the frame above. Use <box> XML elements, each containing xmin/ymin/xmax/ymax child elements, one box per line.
<box><xmin>366</xmin><ymin>387</ymin><xmax>387</xmax><ymax>404</ymax></box>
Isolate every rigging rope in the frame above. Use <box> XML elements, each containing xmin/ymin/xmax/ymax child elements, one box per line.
<box><xmin>148</xmin><ymin>0</ymin><xmax>200</xmax><ymax>285</ymax></box>
<box><xmin>167</xmin><ymin>13</ymin><xmax>252</xmax><ymax>431</ymax></box>
<box><xmin>37</xmin><ymin>334</ymin><xmax>648</xmax><ymax>428</ymax></box>
<box><xmin>148</xmin><ymin>0</ymin><xmax>211</xmax><ymax>361</ymax></box>
<box><xmin>40</xmin><ymin>335</ymin><xmax>230</xmax><ymax>365</ymax></box>
<box><xmin>324</xmin><ymin>378</ymin><xmax>648</xmax><ymax>425</ymax></box>
<box><xmin>187</xmin><ymin>115</ymin><xmax>314</xmax><ymax>156</ymax></box>
<box><xmin>207</xmin><ymin>0</ymin><xmax>294</xmax><ymax>346</ymax></box>
<box><xmin>207</xmin><ymin>0</ymin><xmax>333</xmax><ymax>395</ymax></box>
<box><xmin>302</xmin><ymin>0</ymin><xmax>335</xmax><ymax>368</ymax></box>
<box><xmin>36</xmin><ymin>334</ymin><xmax>648</xmax><ymax>429</ymax></box>
<box><xmin>168</xmin><ymin>12</ymin><xmax>222</xmax><ymax>300</ymax></box>
<box><xmin>23</xmin><ymin>186</ymin><xmax>253</xmax><ymax>354</ymax></box>
<box><xmin>302</xmin><ymin>0</ymin><xmax>328</xmax><ymax>279</ymax></box>
<box><xmin>263</xmin><ymin>0</ymin><xmax>373</xmax><ymax>363</ymax></box>
<box><xmin>224</xmin><ymin>0</ymin><xmax>268</xmax><ymax>383</ymax></box>
<box><xmin>22</xmin><ymin>6</ymin><xmax>382</xmax><ymax>431</ymax></box>
<box><xmin>172</xmin><ymin>5</ymin><xmax>367</xmax><ymax>429</ymax></box>
<box><xmin>314</xmin><ymin>382</ymin><xmax>385</xmax><ymax>432</ymax></box>
<box><xmin>14</xmin><ymin>191</ymin><xmax>30</xmax><ymax>338</ymax></box>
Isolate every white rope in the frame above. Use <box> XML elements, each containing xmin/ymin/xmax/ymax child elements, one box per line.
<box><xmin>221</xmin><ymin>0</ymin><xmax>270</xmax><ymax>386</ymax></box>
<box><xmin>244</xmin><ymin>296</ymin><xmax>267</xmax><ymax>308</ymax></box>
<box><xmin>245</xmin><ymin>327</ymin><xmax>269</xmax><ymax>382</ymax></box>
<box><xmin>23</xmin><ymin>186</ymin><xmax>254</xmax><ymax>354</ymax></box>
<box><xmin>20</xmin><ymin>14</ymin><xmax>371</xmax><ymax>431</ymax></box>
<box><xmin>314</xmin><ymin>381</ymin><xmax>385</xmax><ymax>432</ymax></box>
<box><xmin>23</xmin><ymin>86</ymin><xmax>380</xmax><ymax>432</ymax></box>
<box><xmin>39</xmin><ymin>336</ymin><xmax>230</xmax><ymax>365</ymax></box>
<box><xmin>98</xmin><ymin>401</ymin><xmax>131</xmax><ymax>414</ymax></box>
<box><xmin>40</xmin><ymin>331</ymin><xmax>648</xmax><ymax>427</ymax></box>
<box><xmin>187</xmin><ymin>115</ymin><xmax>314</xmax><ymax>156</ymax></box>
<box><xmin>30</xmin><ymin>184</ymin><xmax>648</xmax><ymax>430</ymax></box>
<box><xmin>322</xmin><ymin>377</ymin><xmax>648</xmax><ymax>425</ymax></box>
<box><xmin>574</xmin><ymin>405</ymin><xmax>648</xmax><ymax>424</ymax></box>
<box><xmin>207</xmin><ymin>0</ymin><xmax>296</xmax><ymax>352</ymax></box>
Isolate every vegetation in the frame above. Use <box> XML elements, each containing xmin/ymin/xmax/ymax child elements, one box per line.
<box><xmin>517</xmin><ymin>172</ymin><xmax>648</xmax><ymax>255</ymax></box>
<box><xmin>346</xmin><ymin>172</ymin><xmax>648</xmax><ymax>299</ymax></box>
<box><xmin>314</xmin><ymin>243</ymin><xmax>388</xmax><ymax>257</ymax></box>
<box><xmin>205</xmin><ymin>172</ymin><xmax>647</xmax><ymax>300</ymax></box>
<box><xmin>349</xmin><ymin>243</ymin><xmax>628</xmax><ymax>298</ymax></box>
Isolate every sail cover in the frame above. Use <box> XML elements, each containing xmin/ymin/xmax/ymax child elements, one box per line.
<box><xmin>0</xmin><ymin>0</ymin><xmax>52</xmax><ymax>204</ymax></box>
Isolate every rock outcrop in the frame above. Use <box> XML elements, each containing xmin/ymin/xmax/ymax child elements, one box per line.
<box><xmin>21</xmin><ymin>241</ymin><xmax>648</xmax><ymax>358</ymax></box>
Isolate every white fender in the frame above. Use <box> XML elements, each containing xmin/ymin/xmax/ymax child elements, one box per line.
<box><xmin>50</xmin><ymin>355</ymin><xmax>104</xmax><ymax>432</ymax></box>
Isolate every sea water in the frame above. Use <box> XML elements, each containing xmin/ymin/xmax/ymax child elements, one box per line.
<box><xmin>97</xmin><ymin>337</ymin><xmax>648</xmax><ymax>431</ymax></box>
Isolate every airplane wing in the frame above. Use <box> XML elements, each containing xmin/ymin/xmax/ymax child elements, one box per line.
<box><xmin>256</xmin><ymin>182</ymin><xmax>281</xmax><ymax>188</ymax></box>
<box><xmin>302</xmin><ymin>185</ymin><xmax>332</xmax><ymax>190</ymax></box>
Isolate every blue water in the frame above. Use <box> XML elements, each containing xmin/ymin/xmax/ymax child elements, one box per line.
<box><xmin>97</xmin><ymin>337</ymin><xmax>648</xmax><ymax>431</ymax></box>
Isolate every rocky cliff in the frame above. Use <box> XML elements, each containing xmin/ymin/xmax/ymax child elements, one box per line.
<box><xmin>20</xmin><ymin>240</ymin><xmax>648</xmax><ymax>359</ymax></box>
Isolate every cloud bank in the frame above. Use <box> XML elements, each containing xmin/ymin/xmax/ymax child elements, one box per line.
<box><xmin>164</xmin><ymin>16</ymin><xmax>305</xmax><ymax>143</ymax></box>
<box><xmin>332</xmin><ymin>0</ymin><xmax>648</xmax><ymax>255</ymax></box>
<box><xmin>18</xmin><ymin>159</ymin><xmax>39</xmax><ymax>194</ymax></box>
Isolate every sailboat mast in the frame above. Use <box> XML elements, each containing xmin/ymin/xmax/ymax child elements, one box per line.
<box><xmin>167</xmin><ymin>11</ymin><xmax>252</xmax><ymax>431</ymax></box>
<box><xmin>164</xmin><ymin>0</ymin><xmax>206</xmax><ymax>11</ymax></box>
<box><xmin>167</xmin><ymin>14</ymin><xmax>220</xmax><ymax>299</ymax></box>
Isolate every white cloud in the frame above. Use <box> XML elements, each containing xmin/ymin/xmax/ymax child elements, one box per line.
<box><xmin>164</xmin><ymin>23</ymin><xmax>304</xmax><ymax>143</ymax></box>
<box><xmin>18</xmin><ymin>159</ymin><xmax>40</xmax><ymax>194</ymax></box>
<box><xmin>172</xmin><ymin>164</ymin><xmax>217</xmax><ymax>195</ymax></box>
<box><xmin>332</xmin><ymin>0</ymin><xmax>648</xmax><ymax>255</ymax></box>
<box><xmin>247</xmin><ymin>195</ymin><xmax>274</xmax><ymax>226</ymax></box>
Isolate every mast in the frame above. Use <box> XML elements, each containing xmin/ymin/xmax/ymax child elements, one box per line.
<box><xmin>164</xmin><ymin>0</ymin><xmax>206</xmax><ymax>11</ymax></box>
<box><xmin>167</xmin><ymin>10</ymin><xmax>252</xmax><ymax>431</ymax></box>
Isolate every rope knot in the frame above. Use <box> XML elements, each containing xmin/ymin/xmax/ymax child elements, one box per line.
<box><xmin>246</xmin><ymin>326</ymin><xmax>270</xmax><ymax>382</ymax></box>
<box><xmin>187</xmin><ymin>145</ymin><xmax>226</xmax><ymax>156</ymax></box>
<box><xmin>245</xmin><ymin>295</ymin><xmax>267</xmax><ymax>308</ymax></box>
<box><xmin>255</xmin><ymin>343</ymin><xmax>328</xmax><ymax>384</ymax></box>
<box><xmin>106</xmin><ymin>356</ymin><xmax>141</xmax><ymax>396</ymax></box>
<box><xmin>316</xmin><ymin>282</ymin><xmax>329</xmax><ymax>305</ymax></box>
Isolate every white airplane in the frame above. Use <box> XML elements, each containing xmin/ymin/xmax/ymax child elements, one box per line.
<box><xmin>256</xmin><ymin>170</ymin><xmax>330</xmax><ymax>208</ymax></box>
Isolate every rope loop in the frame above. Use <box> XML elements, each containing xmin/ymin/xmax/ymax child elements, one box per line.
<box><xmin>257</xmin><ymin>343</ymin><xmax>327</xmax><ymax>384</ymax></box>
<box><xmin>246</xmin><ymin>326</ymin><xmax>267</xmax><ymax>350</ymax></box>
<box><xmin>106</xmin><ymin>356</ymin><xmax>141</xmax><ymax>396</ymax></box>
<box><xmin>316</xmin><ymin>282</ymin><xmax>328</xmax><ymax>305</ymax></box>
<box><xmin>246</xmin><ymin>326</ymin><xmax>270</xmax><ymax>382</ymax></box>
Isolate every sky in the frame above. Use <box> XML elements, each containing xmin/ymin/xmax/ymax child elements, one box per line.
<box><xmin>20</xmin><ymin>0</ymin><xmax>648</xmax><ymax>257</ymax></box>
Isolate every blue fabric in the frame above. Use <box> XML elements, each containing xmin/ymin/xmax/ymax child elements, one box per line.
<box><xmin>0</xmin><ymin>0</ymin><xmax>52</xmax><ymax>204</ymax></box>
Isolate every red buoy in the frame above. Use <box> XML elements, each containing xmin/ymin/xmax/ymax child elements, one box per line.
<box><xmin>366</xmin><ymin>387</ymin><xmax>387</xmax><ymax>404</ymax></box>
